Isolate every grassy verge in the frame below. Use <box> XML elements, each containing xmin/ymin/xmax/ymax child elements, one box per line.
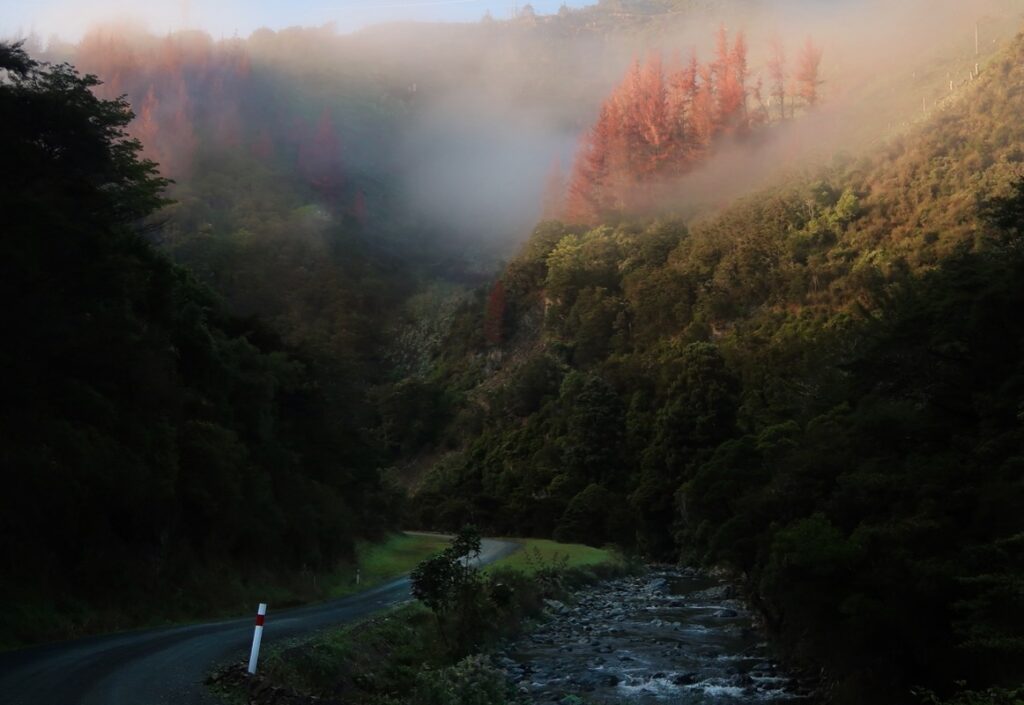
<box><xmin>209</xmin><ymin>603</ymin><xmax>445</xmax><ymax>704</ymax></box>
<box><xmin>325</xmin><ymin>533</ymin><xmax>452</xmax><ymax>599</ymax></box>
<box><xmin>485</xmin><ymin>538</ymin><xmax>621</xmax><ymax>574</ymax></box>
<box><xmin>5</xmin><ymin>532</ymin><xmax>449</xmax><ymax>651</ymax></box>
<box><xmin>214</xmin><ymin>533</ymin><xmax>453</xmax><ymax>610</ymax></box>
<box><xmin>211</xmin><ymin>537</ymin><xmax>635</xmax><ymax>705</ymax></box>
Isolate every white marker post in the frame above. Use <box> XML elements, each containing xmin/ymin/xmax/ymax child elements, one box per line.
<box><xmin>247</xmin><ymin>603</ymin><xmax>267</xmax><ymax>675</ymax></box>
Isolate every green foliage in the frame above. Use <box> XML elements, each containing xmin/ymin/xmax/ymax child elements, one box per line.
<box><xmin>257</xmin><ymin>604</ymin><xmax>446</xmax><ymax>701</ymax></box>
<box><xmin>0</xmin><ymin>42</ymin><xmax>397</xmax><ymax>645</ymax></box>
<box><xmin>340</xmin><ymin>534</ymin><xmax>451</xmax><ymax>597</ymax></box>
<box><xmin>376</xmin><ymin>379</ymin><xmax>452</xmax><ymax>453</ymax></box>
<box><xmin>981</xmin><ymin>177</ymin><xmax>1024</xmax><ymax>234</ymax></box>
<box><xmin>411</xmin><ymin>655</ymin><xmax>522</xmax><ymax>705</ymax></box>
<box><xmin>501</xmin><ymin>353</ymin><xmax>566</xmax><ymax>416</ymax></box>
<box><xmin>409</xmin><ymin>32</ymin><xmax>1024</xmax><ymax>703</ymax></box>
<box><xmin>230</xmin><ymin>539</ymin><xmax>630</xmax><ymax>705</ymax></box>
<box><xmin>560</xmin><ymin>373</ymin><xmax>626</xmax><ymax>488</ymax></box>
<box><xmin>554</xmin><ymin>483</ymin><xmax>623</xmax><ymax>545</ymax></box>
<box><xmin>411</xmin><ymin>526</ymin><xmax>491</xmax><ymax>654</ymax></box>
<box><xmin>484</xmin><ymin>539</ymin><xmax>621</xmax><ymax>576</ymax></box>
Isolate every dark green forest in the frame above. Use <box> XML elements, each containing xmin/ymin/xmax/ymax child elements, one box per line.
<box><xmin>0</xmin><ymin>43</ymin><xmax>400</xmax><ymax>644</ymax></box>
<box><xmin>409</xmin><ymin>33</ymin><xmax>1024</xmax><ymax>702</ymax></box>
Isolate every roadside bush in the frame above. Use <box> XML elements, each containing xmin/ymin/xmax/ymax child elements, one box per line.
<box><xmin>411</xmin><ymin>526</ymin><xmax>493</xmax><ymax>654</ymax></box>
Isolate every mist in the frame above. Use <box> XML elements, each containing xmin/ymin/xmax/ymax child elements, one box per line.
<box><xmin>399</xmin><ymin>97</ymin><xmax>577</xmax><ymax>242</ymax></box>
<box><xmin>546</xmin><ymin>0</ymin><xmax>1024</xmax><ymax>224</ymax></box>
<box><xmin>17</xmin><ymin>0</ymin><xmax>1024</xmax><ymax>254</ymax></box>
<box><xmin>315</xmin><ymin>0</ymin><xmax>1023</xmax><ymax>244</ymax></box>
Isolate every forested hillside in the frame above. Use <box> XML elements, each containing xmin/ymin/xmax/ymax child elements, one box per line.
<box><xmin>409</xmin><ymin>30</ymin><xmax>1024</xmax><ymax>702</ymax></box>
<box><xmin>5</xmin><ymin>1</ymin><xmax>1024</xmax><ymax>699</ymax></box>
<box><xmin>1</xmin><ymin>1</ymin><xmax>861</xmax><ymax>645</ymax></box>
<box><xmin>0</xmin><ymin>43</ymin><xmax>399</xmax><ymax>646</ymax></box>
<box><xmin>59</xmin><ymin>26</ymin><xmax>428</xmax><ymax>431</ymax></box>
<box><xmin>27</xmin><ymin>1</ymin><xmax>1010</xmax><ymax>434</ymax></box>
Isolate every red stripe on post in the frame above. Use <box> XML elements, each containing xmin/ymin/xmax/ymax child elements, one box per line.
<box><xmin>255</xmin><ymin>614</ymin><xmax>265</xmax><ymax>626</ymax></box>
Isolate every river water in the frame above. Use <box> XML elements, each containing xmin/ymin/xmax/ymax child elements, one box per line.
<box><xmin>494</xmin><ymin>568</ymin><xmax>814</xmax><ymax>704</ymax></box>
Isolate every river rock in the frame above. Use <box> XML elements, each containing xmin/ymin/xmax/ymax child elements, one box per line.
<box><xmin>544</xmin><ymin>599</ymin><xmax>568</xmax><ymax>614</ymax></box>
<box><xmin>502</xmin><ymin>569</ymin><xmax>805</xmax><ymax>704</ymax></box>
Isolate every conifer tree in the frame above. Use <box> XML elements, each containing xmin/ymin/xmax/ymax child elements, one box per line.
<box><xmin>795</xmin><ymin>37</ymin><xmax>823</xmax><ymax>108</ymax></box>
<box><xmin>562</xmin><ymin>28</ymin><xmax>822</xmax><ymax>219</ymax></box>
<box><xmin>565</xmin><ymin>102</ymin><xmax>616</xmax><ymax>223</ymax></box>
<box><xmin>767</xmin><ymin>36</ymin><xmax>787</xmax><ymax>120</ymax></box>
<box><xmin>637</xmin><ymin>54</ymin><xmax>672</xmax><ymax>178</ymax></box>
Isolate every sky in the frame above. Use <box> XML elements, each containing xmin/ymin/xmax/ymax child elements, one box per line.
<box><xmin>0</xmin><ymin>0</ymin><xmax>593</xmax><ymax>42</ymax></box>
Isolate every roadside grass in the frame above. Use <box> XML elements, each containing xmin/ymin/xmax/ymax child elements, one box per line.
<box><xmin>325</xmin><ymin>532</ymin><xmax>451</xmax><ymax>599</ymax></box>
<box><xmin>485</xmin><ymin>538</ymin><xmax>622</xmax><ymax>575</ymax></box>
<box><xmin>242</xmin><ymin>604</ymin><xmax>445</xmax><ymax>701</ymax></box>
<box><xmin>3</xmin><ymin>532</ymin><xmax>449</xmax><ymax>652</ymax></box>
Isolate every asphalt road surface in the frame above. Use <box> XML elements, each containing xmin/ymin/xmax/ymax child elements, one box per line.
<box><xmin>0</xmin><ymin>537</ymin><xmax>519</xmax><ymax>705</ymax></box>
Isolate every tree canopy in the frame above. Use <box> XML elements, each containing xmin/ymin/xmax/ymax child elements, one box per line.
<box><xmin>0</xmin><ymin>42</ymin><xmax>397</xmax><ymax>645</ymax></box>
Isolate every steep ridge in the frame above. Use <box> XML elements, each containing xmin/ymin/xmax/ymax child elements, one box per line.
<box><xmin>408</xmin><ymin>29</ymin><xmax>1024</xmax><ymax>703</ymax></box>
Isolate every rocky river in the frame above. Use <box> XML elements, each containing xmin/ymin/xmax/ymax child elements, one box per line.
<box><xmin>493</xmin><ymin>568</ymin><xmax>815</xmax><ymax>704</ymax></box>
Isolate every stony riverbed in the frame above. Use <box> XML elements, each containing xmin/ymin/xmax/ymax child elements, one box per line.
<box><xmin>493</xmin><ymin>568</ymin><xmax>815</xmax><ymax>704</ymax></box>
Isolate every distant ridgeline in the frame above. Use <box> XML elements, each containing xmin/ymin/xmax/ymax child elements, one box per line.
<box><xmin>409</xmin><ymin>31</ymin><xmax>1024</xmax><ymax>703</ymax></box>
<box><xmin>0</xmin><ymin>43</ymin><xmax>399</xmax><ymax>645</ymax></box>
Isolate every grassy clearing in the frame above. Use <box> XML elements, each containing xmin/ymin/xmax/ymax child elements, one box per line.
<box><xmin>486</xmin><ymin>538</ymin><xmax>620</xmax><ymax>575</ymax></box>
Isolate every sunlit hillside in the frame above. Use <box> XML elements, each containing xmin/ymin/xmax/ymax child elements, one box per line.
<box><xmin>409</xmin><ymin>23</ymin><xmax>1024</xmax><ymax>703</ymax></box>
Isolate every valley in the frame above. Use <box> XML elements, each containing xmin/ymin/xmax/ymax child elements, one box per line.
<box><xmin>2</xmin><ymin>1</ymin><xmax>1024</xmax><ymax>704</ymax></box>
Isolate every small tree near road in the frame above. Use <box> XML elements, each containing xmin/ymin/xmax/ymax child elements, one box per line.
<box><xmin>410</xmin><ymin>526</ymin><xmax>486</xmax><ymax>653</ymax></box>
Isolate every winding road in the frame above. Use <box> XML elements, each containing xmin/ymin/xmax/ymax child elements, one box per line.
<box><xmin>0</xmin><ymin>537</ymin><xmax>519</xmax><ymax>705</ymax></box>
